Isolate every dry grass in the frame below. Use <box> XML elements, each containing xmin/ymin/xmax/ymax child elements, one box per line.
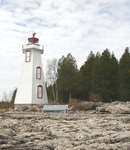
<box><xmin>0</xmin><ymin>101</ymin><xmax>14</xmax><ymax>110</ymax></box>
<box><xmin>69</xmin><ymin>98</ymin><xmax>99</xmax><ymax>111</ymax></box>
<box><xmin>69</xmin><ymin>99</ymin><xmax>87</xmax><ymax>111</ymax></box>
<box><xmin>48</xmin><ymin>100</ymin><xmax>60</xmax><ymax>105</ymax></box>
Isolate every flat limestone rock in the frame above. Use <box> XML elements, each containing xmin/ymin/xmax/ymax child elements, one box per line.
<box><xmin>1</xmin><ymin>102</ymin><xmax>130</xmax><ymax>149</ymax></box>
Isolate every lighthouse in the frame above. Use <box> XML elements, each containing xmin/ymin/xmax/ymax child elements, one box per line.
<box><xmin>15</xmin><ymin>33</ymin><xmax>48</xmax><ymax>104</ymax></box>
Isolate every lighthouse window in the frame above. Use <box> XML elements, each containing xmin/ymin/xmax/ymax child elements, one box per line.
<box><xmin>36</xmin><ymin>66</ymin><xmax>42</xmax><ymax>79</ymax></box>
<box><xmin>25</xmin><ymin>50</ymin><xmax>31</xmax><ymax>62</ymax></box>
<box><xmin>37</xmin><ymin>85</ymin><xmax>43</xmax><ymax>99</ymax></box>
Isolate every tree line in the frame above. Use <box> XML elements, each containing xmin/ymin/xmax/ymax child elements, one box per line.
<box><xmin>47</xmin><ymin>47</ymin><xmax>130</xmax><ymax>103</ymax></box>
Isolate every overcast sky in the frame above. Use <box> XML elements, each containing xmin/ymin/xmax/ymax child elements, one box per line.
<box><xmin>0</xmin><ymin>0</ymin><xmax>130</xmax><ymax>98</ymax></box>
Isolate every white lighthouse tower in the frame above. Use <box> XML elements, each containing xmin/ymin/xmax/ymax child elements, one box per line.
<box><xmin>15</xmin><ymin>33</ymin><xmax>48</xmax><ymax>104</ymax></box>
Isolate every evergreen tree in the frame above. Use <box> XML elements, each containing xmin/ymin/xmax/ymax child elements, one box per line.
<box><xmin>79</xmin><ymin>51</ymin><xmax>96</xmax><ymax>99</ymax></box>
<box><xmin>91</xmin><ymin>52</ymin><xmax>101</xmax><ymax>100</ymax></box>
<box><xmin>57</xmin><ymin>53</ymin><xmax>78</xmax><ymax>103</ymax></box>
<box><xmin>46</xmin><ymin>48</ymin><xmax>130</xmax><ymax>102</ymax></box>
<box><xmin>119</xmin><ymin>47</ymin><xmax>130</xmax><ymax>101</ymax></box>
<box><xmin>10</xmin><ymin>89</ymin><xmax>17</xmax><ymax>108</ymax></box>
<box><xmin>98</xmin><ymin>49</ymin><xmax>119</xmax><ymax>102</ymax></box>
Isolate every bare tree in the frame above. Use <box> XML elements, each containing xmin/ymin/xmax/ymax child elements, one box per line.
<box><xmin>46</xmin><ymin>58</ymin><xmax>58</xmax><ymax>102</ymax></box>
<box><xmin>1</xmin><ymin>91</ymin><xmax>12</xmax><ymax>102</ymax></box>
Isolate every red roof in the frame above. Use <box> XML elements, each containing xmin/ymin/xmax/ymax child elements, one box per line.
<box><xmin>28</xmin><ymin>33</ymin><xmax>39</xmax><ymax>44</ymax></box>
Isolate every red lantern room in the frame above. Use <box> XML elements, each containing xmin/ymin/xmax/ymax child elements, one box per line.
<box><xmin>28</xmin><ymin>33</ymin><xmax>39</xmax><ymax>44</ymax></box>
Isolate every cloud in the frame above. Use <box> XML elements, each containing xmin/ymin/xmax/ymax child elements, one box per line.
<box><xmin>0</xmin><ymin>0</ymin><xmax>130</xmax><ymax>97</ymax></box>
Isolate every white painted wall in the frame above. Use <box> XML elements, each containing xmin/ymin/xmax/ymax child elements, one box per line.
<box><xmin>15</xmin><ymin>44</ymin><xmax>48</xmax><ymax>104</ymax></box>
<box><xmin>32</xmin><ymin>49</ymin><xmax>48</xmax><ymax>104</ymax></box>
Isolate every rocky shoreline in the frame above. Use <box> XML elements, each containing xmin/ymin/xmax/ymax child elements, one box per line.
<box><xmin>0</xmin><ymin>102</ymin><xmax>130</xmax><ymax>150</ymax></box>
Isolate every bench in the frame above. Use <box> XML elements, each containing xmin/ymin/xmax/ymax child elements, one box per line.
<box><xmin>42</xmin><ymin>105</ymin><xmax>68</xmax><ymax>113</ymax></box>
